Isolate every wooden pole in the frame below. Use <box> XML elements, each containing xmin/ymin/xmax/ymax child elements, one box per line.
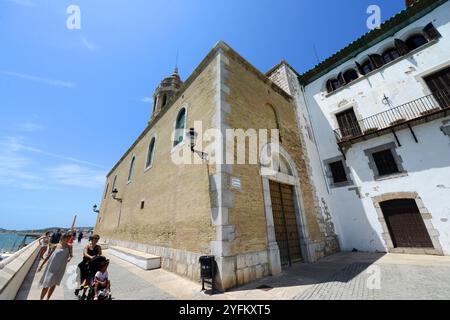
<box><xmin>70</xmin><ymin>215</ymin><xmax>77</xmax><ymax>232</ymax></box>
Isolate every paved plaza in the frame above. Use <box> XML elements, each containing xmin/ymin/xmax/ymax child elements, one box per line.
<box><xmin>16</xmin><ymin>240</ymin><xmax>450</xmax><ymax>300</ymax></box>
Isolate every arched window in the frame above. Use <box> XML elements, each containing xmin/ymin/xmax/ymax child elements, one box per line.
<box><xmin>127</xmin><ymin>156</ymin><xmax>136</xmax><ymax>182</ymax></box>
<box><xmin>266</xmin><ymin>104</ymin><xmax>282</xmax><ymax>142</ymax></box>
<box><xmin>146</xmin><ymin>137</ymin><xmax>156</xmax><ymax>169</ymax></box>
<box><xmin>153</xmin><ymin>96</ymin><xmax>157</xmax><ymax>112</ymax></box>
<box><xmin>103</xmin><ymin>183</ymin><xmax>109</xmax><ymax>199</ymax></box>
<box><xmin>382</xmin><ymin>48</ymin><xmax>400</xmax><ymax>64</ymax></box>
<box><xmin>161</xmin><ymin>94</ymin><xmax>168</xmax><ymax>107</ymax></box>
<box><xmin>361</xmin><ymin>59</ymin><xmax>374</xmax><ymax>75</ymax></box>
<box><xmin>343</xmin><ymin>69</ymin><xmax>359</xmax><ymax>84</ymax></box>
<box><xmin>405</xmin><ymin>34</ymin><xmax>428</xmax><ymax>50</ymax></box>
<box><xmin>326</xmin><ymin>78</ymin><xmax>343</xmax><ymax>93</ymax></box>
<box><xmin>111</xmin><ymin>175</ymin><xmax>117</xmax><ymax>195</ymax></box>
<box><xmin>173</xmin><ymin>108</ymin><xmax>186</xmax><ymax>147</ymax></box>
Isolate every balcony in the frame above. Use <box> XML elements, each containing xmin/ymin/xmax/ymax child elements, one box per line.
<box><xmin>334</xmin><ymin>90</ymin><xmax>450</xmax><ymax>146</ymax></box>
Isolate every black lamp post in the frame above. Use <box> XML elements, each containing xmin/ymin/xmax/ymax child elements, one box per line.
<box><xmin>187</xmin><ymin>128</ymin><xmax>208</xmax><ymax>160</ymax></box>
<box><xmin>93</xmin><ymin>204</ymin><xmax>100</xmax><ymax>213</ymax></box>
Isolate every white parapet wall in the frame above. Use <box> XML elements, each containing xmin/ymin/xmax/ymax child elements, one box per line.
<box><xmin>0</xmin><ymin>239</ymin><xmax>40</xmax><ymax>300</ymax></box>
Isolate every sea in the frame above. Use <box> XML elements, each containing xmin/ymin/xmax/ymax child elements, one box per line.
<box><xmin>0</xmin><ymin>233</ymin><xmax>35</xmax><ymax>253</ymax></box>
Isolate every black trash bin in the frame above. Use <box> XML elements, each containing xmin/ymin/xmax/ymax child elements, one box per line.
<box><xmin>199</xmin><ymin>255</ymin><xmax>215</xmax><ymax>293</ymax></box>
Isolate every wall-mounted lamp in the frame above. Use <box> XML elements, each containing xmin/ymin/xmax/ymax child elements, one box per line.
<box><xmin>187</xmin><ymin>128</ymin><xmax>208</xmax><ymax>161</ymax></box>
<box><xmin>92</xmin><ymin>204</ymin><xmax>100</xmax><ymax>213</ymax></box>
<box><xmin>111</xmin><ymin>188</ymin><xmax>123</xmax><ymax>202</ymax></box>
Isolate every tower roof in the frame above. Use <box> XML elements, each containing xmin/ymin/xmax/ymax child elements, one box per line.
<box><xmin>158</xmin><ymin>67</ymin><xmax>183</xmax><ymax>89</ymax></box>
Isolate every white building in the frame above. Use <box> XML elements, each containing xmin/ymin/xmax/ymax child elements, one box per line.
<box><xmin>269</xmin><ymin>0</ymin><xmax>450</xmax><ymax>256</ymax></box>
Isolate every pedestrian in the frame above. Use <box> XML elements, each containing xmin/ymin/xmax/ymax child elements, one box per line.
<box><xmin>77</xmin><ymin>231</ymin><xmax>83</xmax><ymax>244</ymax></box>
<box><xmin>37</xmin><ymin>233</ymin><xmax>73</xmax><ymax>300</ymax></box>
<box><xmin>75</xmin><ymin>234</ymin><xmax>102</xmax><ymax>298</ymax></box>
<box><xmin>38</xmin><ymin>232</ymin><xmax>50</xmax><ymax>260</ymax></box>
<box><xmin>47</xmin><ymin>229</ymin><xmax>62</xmax><ymax>258</ymax></box>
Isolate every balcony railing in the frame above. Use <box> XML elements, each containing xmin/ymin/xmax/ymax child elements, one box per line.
<box><xmin>334</xmin><ymin>89</ymin><xmax>450</xmax><ymax>143</ymax></box>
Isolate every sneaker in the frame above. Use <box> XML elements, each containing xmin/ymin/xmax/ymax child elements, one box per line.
<box><xmin>74</xmin><ymin>289</ymin><xmax>79</xmax><ymax>296</ymax></box>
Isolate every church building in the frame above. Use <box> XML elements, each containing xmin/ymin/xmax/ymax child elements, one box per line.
<box><xmin>95</xmin><ymin>0</ymin><xmax>450</xmax><ymax>291</ymax></box>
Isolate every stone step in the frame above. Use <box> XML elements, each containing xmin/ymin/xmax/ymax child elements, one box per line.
<box><xmin>108</xmin><ymin>246</ymin><xmax>161</xmax><ymax>270</ymax></box>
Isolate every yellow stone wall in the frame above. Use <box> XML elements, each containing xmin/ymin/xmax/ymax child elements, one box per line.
<box><xmin>95</xmin><ymin>59</ymin><xmax>218</xmax><ymax>254</ymax></box>
<box><xmin>224</xmin><ymin>52</ymin><xmax>322</xmax><ymax>256</ymax></box>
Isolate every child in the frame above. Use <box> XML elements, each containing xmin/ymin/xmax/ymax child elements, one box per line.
<box><xmin>93</xmin><ymin>259</ymin><xmax>111</xmax><ymax>300</ymax></box>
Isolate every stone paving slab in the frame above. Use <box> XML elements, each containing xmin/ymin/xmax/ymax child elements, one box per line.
<box><xmin>17</xmin><ymin>245</ymin><xmax>450</xmax><ymax>300</ymax></box>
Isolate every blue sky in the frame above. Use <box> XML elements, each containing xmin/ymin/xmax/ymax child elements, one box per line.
<box><xmin>0</xmin><ymin>0</ymin><xmax>404</xmax><ymax>230</ymax></box>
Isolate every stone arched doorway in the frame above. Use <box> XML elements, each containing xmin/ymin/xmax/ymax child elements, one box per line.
<box><xmin>260</xmin><ymin>143</ymin><xmax>313</xmax><ymax>275</ymax></box>
<box><xmin>373</xmin><ymin>192</ymin><xmax>443</xmax><ymax>255</ymax></box>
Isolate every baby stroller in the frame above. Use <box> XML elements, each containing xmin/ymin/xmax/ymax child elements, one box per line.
<box><xmin>84</xmin><ymin>256</ymin><xmax>112</xmax><ymax>300</ymax></box>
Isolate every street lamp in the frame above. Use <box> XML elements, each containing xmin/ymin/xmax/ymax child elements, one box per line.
<box><xmin>93</xmin><ymin>204</ymin><xmax>100</xmax><ymax>213</ymax></box>
<box><xmin>187</xmin><ymin>128</ymin><xmax>208</xmax><ymax>161</ymax></box>
<box><xmin>111</xmin><ymin>188</ymin><xmax>122</xmax><ymax>202</ymax></box>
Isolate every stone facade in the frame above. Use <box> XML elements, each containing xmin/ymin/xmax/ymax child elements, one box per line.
<box><xmin>96</xmin><ymin>42</ymin><xmax>340</xmax><ymax>291</ymax></box>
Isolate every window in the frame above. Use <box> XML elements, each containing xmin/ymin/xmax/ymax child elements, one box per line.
<box><xmin>343</xmin><ymin>69</ymin><xmax>359</xmax><ymax>84</ymax></box>
<box><xmin>336</xmin><ymin>108</ymin><xmax>361</xmax><ymax>139</ymax></box>
<box><xmin>103</xmin><ymin>183</ymin><xmax>109</xmax><ymax>199</ymax></box>
<box><xmin>173</xmin><ymin>108</ymin><xmax>186</xmax><ymax>147</ymax></box>
<box><xmin>361</xmin><ymin>60</ymin><xmax>374</xmax><ymax>75</ymax></box>
<box><xmin>326</xmin><ymin>78</ymin><xmax>343</xmax><ymax>93</ymax></box>
<box><xmin>372</xmin><ymin>149</ymin><xmax>400</xmax><ymax>176</ymax></box>
<box><xmin>329</xmin><ymin>161</ymin><xmax>348</xmax><ymax>183</ymax></box>
<box><xmin>382</xmin><ymin>48</ymin><xmax>400</xmax><ymax>64</ymax></box>
<box><xmin>161</xmin><ymin>94</ymin><xmax>168</xmax><ymax>107</ymax></box>
<box><xmin>146</xmin><ymin>137</ymin><xmax>156</xmax><ymax>169</ymax></box>
<box><xmin>128</xmin><ymin>156</ymin><xmax>136</xmax><ymax>182</ymax></box>
<box><xmin>153</xmin><ymin>96</ymin><xmax>157</xmax><ymax>112</ymax></box>
<box><xmin>140</xmin><ymin>201</ymin><xmax>145</xmax><ymax>209</ymax></box>
<box><xmin>111</xmin><ymin>175</ymin><xmax>117</xmax><ymax>194</ymax></box>
<box><xmin>324</xmin><ymin>156</ymin><xmax>353</xmax><ymax>188</ymax></box>
<box><xmin>423</xmin><ymin>23</ymin><xmax>441</xmax><ymax>40</ymax></box>
<box><xmin>405</xmin><ymin>34</ymin><xmax>428</xmax><ymax>50</ymax></box>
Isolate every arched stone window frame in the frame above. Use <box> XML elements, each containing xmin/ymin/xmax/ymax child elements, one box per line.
<box><xmin>372</xmin><ymin>192</ymin><xmax>443</xmax><ymax>255</ymax></box>
<box><xmin>260</xmin><ymin>143</ymin><xmax>315</xmax><ymax>275</ymax></box>
<box><xmin>127</xmin><ymin>155</ymin><xmax>136</xmax><ymax>184</ymax></box>
<box><xmin>172</xmin><ymin>105</ymin><xmax>188</xmax><ymax>150</ymax></box>
<box><xmin>145</xmin><ymin>134</ymin><xmax>157</xmax><ymax>171</ymax></box>
<box><xmin>265</xmin><ymin>103</ymin><xmax>282</xmax><ymax>142</ymax></box>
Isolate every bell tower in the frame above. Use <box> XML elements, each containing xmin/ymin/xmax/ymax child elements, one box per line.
<box><xmin>150</xmin><ymin>68</ymin><xmax>183</xmax><ymax>121</ymax></box>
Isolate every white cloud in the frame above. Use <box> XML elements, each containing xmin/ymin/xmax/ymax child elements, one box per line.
<box><xmin>0</xmin><ymin>70</ymin><xmax>76</xmax><ymax>88</ymax></box>
<box><xmin>48</xmin><ymin>164</ymin><xmax>105</xmax><ymax>188</ymax></box>
<box><xmin>0</xmin><ymin>137</ymin><xmax>102</xmax><ymax>168</ymax></box>
<box><xmin>81</xmin><ymin>37</ymin><xmax>98</xmax><ymax>52</ymax></box>
<box><xmin>0</xmin><ymin>135</ymin><xmax>105</xmax><ymax>190</ymax></box>
<box><xmin>6</xmin><ymin>0</ymin><xmax>36</xmax><ymax>7</ymax></box>
<box><xmin>140</xmin><ymin>97</ymin><xmax>153</xmax><ymax>103</ymax></box>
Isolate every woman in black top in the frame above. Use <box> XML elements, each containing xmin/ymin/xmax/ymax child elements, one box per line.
<box><xmin>75</xmin><ymin>234</ymin><xmax>102</xmax><ymax>298</ymax></box>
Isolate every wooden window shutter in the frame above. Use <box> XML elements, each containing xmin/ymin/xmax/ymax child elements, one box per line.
<box><xmin>337</xmin><ymin>72</ymin><xmax>345</xmax><ymax>85</ymax></box>
<box><xmin>423</xmin><ymin>23</ymin><xmax>441</xmax><ymax>40</ymax></box>
<box><xmin>369</xmin><ymin>54</ymin><xmax>384</xmax><ymax>69</ymax></box>
<box><xmin>326</xmin><ymin>80</ymin><xmax>334</xmax><ymax>93</ymax></box>
<box><xmin>395</xmin><ymin>39</ymin><xmax>411</xmax><ymax>56</ymax></box>
<box><xmin>355</xmin><ymin>61</ymin><xmax>364</xmax><ymax>75</ymax></box>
